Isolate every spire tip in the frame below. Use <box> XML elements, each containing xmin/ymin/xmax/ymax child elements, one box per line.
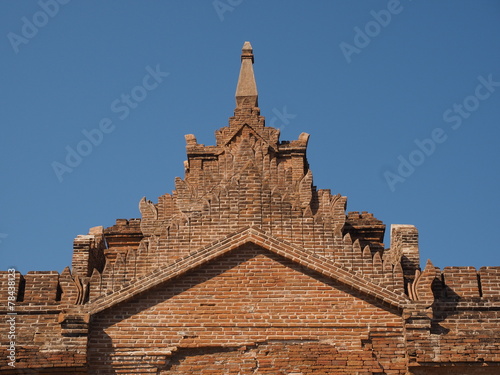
<box><xmin>235</xmin><ymin>41</ymin><xmax>258</xmax><ymax>108</ymax></box>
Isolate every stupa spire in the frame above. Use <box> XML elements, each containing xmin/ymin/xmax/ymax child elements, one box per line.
<box><xmin>235</xmin><ymin>41</ymin><xmax>258</xmax><ymax>108</ymax></box>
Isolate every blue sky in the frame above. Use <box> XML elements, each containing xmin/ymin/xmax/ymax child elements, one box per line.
<box><xmin>1</xmin><ymin>0</ymin><xmax>499</xmax><ymax>274</ymax></box>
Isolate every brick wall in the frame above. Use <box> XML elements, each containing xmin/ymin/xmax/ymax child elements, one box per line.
<box><xmin>88</xmin><ymin>243</ymin><xmax>406</xmax><ymax>374</ymax></box>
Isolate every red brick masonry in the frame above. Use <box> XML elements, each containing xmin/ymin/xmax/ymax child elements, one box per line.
<box><xmin>1</xmin><ymin>42</ymin><xmax>499</xmax><ymax>374</ymax></box>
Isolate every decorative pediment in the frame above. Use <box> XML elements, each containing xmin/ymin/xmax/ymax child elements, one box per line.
<box><xmin>89</xmin><ymin>227</ymin><xmax>409</xmax><ymax>316</ymax></box>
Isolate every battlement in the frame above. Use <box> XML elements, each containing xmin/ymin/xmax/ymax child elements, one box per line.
<box><xmin>434</xmin><ymin>266</ymin><xmax>500</xmax><ymax>300</ymax></box>
<box><xmin>0</xmin><ymin>268</ymin><xmax>80</xmax><ymax>306</ymax></box>
<box><xmin>402</xmin><ymin>264</ymin><xmax>500</xmax><ymax>303</ymax></box>
<box><xmin>105</xmin><ymin>218</ymin><xmax>142</xmax><ymax>232</ymax></box>
<box><xmin>103</xmin><ymin>218</ymin><xmax>143</xmax><ymax>266</ymax></box>
<box><xmin>72</xmin><ymin>227</ymin><xmax>106</xmax><ymax>277</ymax></box>
<box><xmin>347</xmin><ymin>211</ymin><xmax>376</xmax><ymax>220</ymax></box>
<box><xmin>388</xmin><ymin>224</ymin><xmax>420</xmax><ymax>279</ymax></box>
<box><xmin>344</xmin><ymin>211</ymin><xmax>385</xmax><ymax>254</ymax></box>
<box><xmin>23</xmin><ymin>271</ymin><xmax>61</xmax><ymax>303</ymax></box>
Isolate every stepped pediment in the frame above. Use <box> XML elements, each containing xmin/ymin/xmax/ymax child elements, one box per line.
<box><xmin>89</xmin><ymin>227</ymin><xmax>408</xmax><ymax>316</ymax></box>
<box><xmin>6</xmin><ymin>41</ymin><xmax>499</xmax><ymax>374</ymax></box>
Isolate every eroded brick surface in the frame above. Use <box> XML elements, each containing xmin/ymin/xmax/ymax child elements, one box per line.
<box><xmin>88</xmin><ymin>244</ymin><xmax>405</xmax><ymax>373</ymax></box>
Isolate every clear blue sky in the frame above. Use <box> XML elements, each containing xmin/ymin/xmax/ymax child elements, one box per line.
<box><xmin>1</xmin><ymin>1</ymin><xmax>499</xmax><ymax>274</ymax></box>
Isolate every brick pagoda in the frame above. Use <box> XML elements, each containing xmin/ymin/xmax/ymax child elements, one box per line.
<box><xmin>1</xmin><ymin>42</ymin><xmax>499</xmax><ymax>374</ymax></box>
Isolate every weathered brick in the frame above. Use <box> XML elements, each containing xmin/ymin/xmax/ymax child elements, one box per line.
<box><xmin>1</xmin><ymin>41</ymin><xmax>499</xmax><ymax>374</ymax></box>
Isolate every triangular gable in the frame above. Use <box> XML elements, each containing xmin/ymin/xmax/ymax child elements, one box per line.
<box><xmin>220</xmin><ymin>123</ymin><xmax>277</xmax><ymax>152</ymax></box>
<box><xmin>89</xmin><ymin>227</ymin><xmax>409</xmax><ymax>315</ymax></box>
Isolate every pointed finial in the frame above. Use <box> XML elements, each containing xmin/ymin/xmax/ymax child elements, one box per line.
<box><xmin>241</xmin><ymin>41</ymin><xmax>254</xmax><ymax>63</ymax></box>
<box><xmin>235</xmin><ymin>41</ymin><xmax>258</xmax><ymax>108</ymax></box>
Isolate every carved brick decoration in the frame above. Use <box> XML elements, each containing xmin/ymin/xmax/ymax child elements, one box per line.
<box><xmin>1</xmin><ymin>42</ymin><xmax>499</xmax><ymax>374</ymax></box>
